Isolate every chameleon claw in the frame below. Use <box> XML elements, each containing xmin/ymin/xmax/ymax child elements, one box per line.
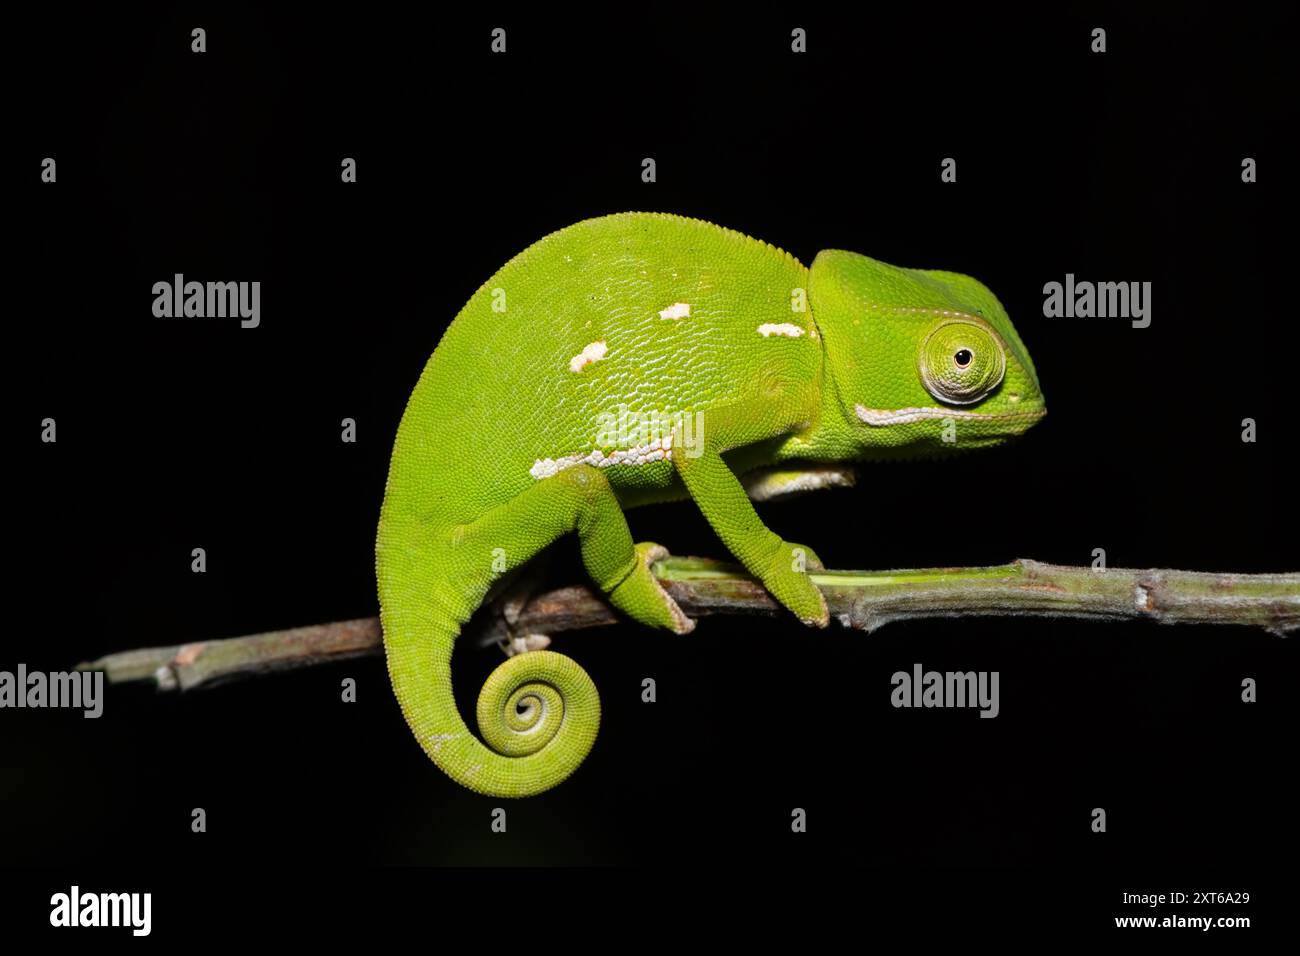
<box><xmin>499</xmin><ymin>633</ymin><xmax>553</xmax><ymax>657</ymax></box>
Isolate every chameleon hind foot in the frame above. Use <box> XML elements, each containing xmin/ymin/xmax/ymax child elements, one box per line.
<box><xmin>607</xmin><ymin>542</ymin><xmax>696</xmax><ymax>635</ymax></box>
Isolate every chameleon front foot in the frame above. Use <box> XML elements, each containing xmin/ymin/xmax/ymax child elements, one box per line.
<box><xmin>607</xmin><ymin>542</ymin><xmax>696</xmax><ymax>635</ymax></box>
<box><xmin>758</xmin><ymin>540</ymin><xmax>829</xmax><ymax>628</ymax></box>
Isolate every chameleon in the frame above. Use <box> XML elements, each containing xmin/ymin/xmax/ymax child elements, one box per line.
<box><xmin>376</xmin><ymin>212</ymin><xmax>1045</xmax><ymax>797</ymax></box>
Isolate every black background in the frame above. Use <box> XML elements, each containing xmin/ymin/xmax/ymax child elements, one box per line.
<box><xmin>5</xmin><ymin>1</ymin><xmax>1296</xmax><ymax>933</ymax></box>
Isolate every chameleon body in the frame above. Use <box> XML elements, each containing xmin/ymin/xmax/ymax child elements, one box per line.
<box><xmin>376</xmin><ymin>212</ymin><xmax>1045</xmax><ymax>797</ymax></box>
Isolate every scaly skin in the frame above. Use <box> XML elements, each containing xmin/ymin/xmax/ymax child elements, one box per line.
<box><xmin>376</xmin><ymin>212</ymin><xmax>1045</xmax><ymax>797</ymax></box>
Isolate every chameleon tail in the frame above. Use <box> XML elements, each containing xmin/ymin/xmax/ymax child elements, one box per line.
<box><xmin>379</xmin><ymin>563</ymin><xmax>600</xmax><ymax>798</ymax></box>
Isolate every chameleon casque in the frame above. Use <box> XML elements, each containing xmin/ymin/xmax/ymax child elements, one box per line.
<box><xmin>376</xmin><ymin>212</ymin><xmax>1046</xmax><ymax>797</ymax></box>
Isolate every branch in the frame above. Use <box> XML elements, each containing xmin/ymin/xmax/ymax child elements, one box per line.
<box><xmin>78</xmin><ymin>557</ymin><xmax>1298</xmax><ymax>691</ymax></box>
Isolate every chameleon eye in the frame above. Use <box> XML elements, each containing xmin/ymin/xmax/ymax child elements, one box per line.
<box><xmin>919</xmin><ymin>321</ymin><xmax>1005</xmax><ymax>405</ymax></box>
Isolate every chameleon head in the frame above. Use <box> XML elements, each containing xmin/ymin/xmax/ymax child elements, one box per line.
<box><xmin>808</xmin><ymin>249</ymin><xmax>1046</xmax><ymax>455</ymax></box>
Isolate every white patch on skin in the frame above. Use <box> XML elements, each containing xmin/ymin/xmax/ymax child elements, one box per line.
<box><xmin>854</xmin><ymin>403</ymin><xmax>1046</xmax><ymax>426</ymax></box>
<box><xmin>888</xmin><ymin>306</ymin><xmax>982</xmax><ymax>319</ymax></box>
<box><xmin>424</xmin><ymin>732</ymin><xmax>460</xmax><ymax>754</ymax></box>
<box><xmin>742</xmin><ymin>466</ymin><xmax>856</xmax><ymax>502</ymax></box>
<box><xmin>568</xmin><ymin>340</ymin><xmax>607</xmax><ymax>373</ymax></box>
<box><xmin>756</xmin><ymin>323</ymin><xmax>805</xmax><ymax>338</ymax></box>
<box><xmin>529</xmin><ymin>434</ymin><xmax>675</xmax><ymax>480</ymax></box>
<box><xmin>658</xmin><ymin>302</ymin><xmax>691</xmax><ymax>320</ymax></box>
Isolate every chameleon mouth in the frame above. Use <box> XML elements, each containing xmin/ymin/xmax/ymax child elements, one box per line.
<box><xmin>855</xmin><ymin>403</ymin><xmax>1047</xmax><ymax>427</ymax></box>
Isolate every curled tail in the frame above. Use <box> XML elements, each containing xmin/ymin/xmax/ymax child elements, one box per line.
<box><xmin>378</xmin><ymin>555</ymin><xmax>600</xmax><ymax>798</ymax></box>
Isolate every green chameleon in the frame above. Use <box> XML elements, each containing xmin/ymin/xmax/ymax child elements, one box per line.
<box><xmin>376</xmin><ymin>212</ymin><xmax>1045</xmax><ymax>797</ymax></box>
